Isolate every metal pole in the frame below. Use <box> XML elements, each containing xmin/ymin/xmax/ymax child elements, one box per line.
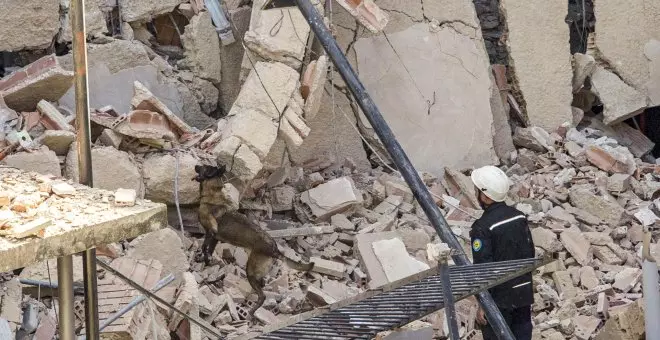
<box><xmin>642</xmin><ymin>227</ymin><xmax>660</xmax><ymax>340</ymax></box>
<box><xmin>57</xmin><ymin>256</ymin><xmax>76</xmax><ymax>340</ymax></box>
<box><xmin>439</xmin><ymin>257</ymin><xmax>460</xmax><ymax>340</ymax></box>
<box><xmin>291</xmin><ymin>1</ymin><xmax>514</xmax><ymax>338</ymax></box>
<box><xmin>71</xmin><ymin>0</ymin><xmax>99</xmax><ymax>338</ymax></box>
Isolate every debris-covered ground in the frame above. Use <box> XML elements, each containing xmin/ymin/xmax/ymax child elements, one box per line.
<box><xmin>0</xmin><ymin>0</ymin><xmax>659</xmax><ymax>339</ymax></box>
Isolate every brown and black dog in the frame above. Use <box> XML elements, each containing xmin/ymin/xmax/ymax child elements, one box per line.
<box><xmin>193</xmin><ymin>164</ymin><xmax>314</xmax><ymax>316</ymax></box>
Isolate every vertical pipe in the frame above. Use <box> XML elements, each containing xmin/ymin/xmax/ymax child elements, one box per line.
<box><xmin>439</xmin><ymin>259</ymin><xmax>460</xmax><ymax>340</ymax></box>
<box><xmin>642</xmin><ymin>229</ymin><xmax>660</xmax><ymax>340</ymax></box>
<box><xmin>71</xmin><ymin>0</ymin><xmax>99</xmax><ymax>338</ymax></box>
<box><xmin>57</xmin><ymin>255</ymin><xmax>76</xmax><ymax>340</ymax></box>
<box><xmin>291</xmin><ymin>1</ymin><xmax>514</xmax><ymax>338</ymax></box>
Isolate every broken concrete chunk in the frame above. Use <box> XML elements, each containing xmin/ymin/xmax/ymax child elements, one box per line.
<box><xmin>552</xmin><ymin>271</ymin><xmax>577</xmax><ymax>299</ymax></box>
<box><xmin>223</xmin><ymin>109</ymin><xmax>278</xmax><ymax>159</ymax></box>
<box><xmin>594</xmin><ymin>300</ymin><xmax>644</xmax><ymax>340</ymax></box>
<box><xmin>34</xmin><ymin>130</ymin><xmax>75</xmax><ymax>156</ymax></box>
<box><xmin>270</xmin><ymin>185</ymin><xmax>296</xmax><ymax>212</ymax></box>
<box><xmin>590</xmin><ymin>67</ymin><xmax>647</xmax><ymax>125</ymax></box>
<box><xmin>128</xmin><ymin>228</ymin><xmax>190</xmax><ymax>283</ymax></box>
<box><xmin>335</xmin><ymin>0</ymin><xmax>389</xmax><ymax>33</ymax></box>
<box><xmin>633</xmin><ymin>207</ymin><xmax>659</xmax><ymax>226</ymax></box>
<box><xmin>579</xmin><ymin>266</ymin><xmax>600</xmax><ymax>290</ymax></box>
<box><xmin>513</xmin><ymin>126</ymin><xmax>554</xmax><ymax>152</ymax></box>
<box><xmin>51</xmin><ymin>182</ymin><xmax>76</xmax><ymax>196</ymax></box>
<box><xmin>119</xmin><ymin>0</ymin><xmax>185</xmax><ymax>22</ymax></box>
<box><xmin>143</xmin><ymin>152</ymin><xmax>200</xmax><ymax>205</ymax></box>
<box><xmin>131</xmin><ymin>81</ymin><xmax>195</xmax><ymax>136</ymax></box>
<box><xmin>607</xmin><ymin>173</ymin><xmax>631</xmax><ymax>192</ymax></box>
<box><xmin>0</xmin><ymin>0</ymin><xmax>59</xmax><ymax>50</ymax></box>
<box><xmin>560</xmin><ymin>230</ymin><xmax>593</xmax><ymax>266</ymax></box>
<box><xmin>65</xmin><ymin>144</ymin><xmax>143</xmax><ymax>195</ymax></box>
<box><xmin>2</xmin><ymin>147</ymin><xmax>61</xmax><ymax>177</ymax></box>
<box><xmin>532</xmin><ymin>227</ymin><xmax>563</xmax><ymax>252</ymax></box>
<box><xmin>569</xmin><ymin>185</ymin><xmax>625</xmax><ymax>227</ymax></box>
<box><xmin>299</xmin><ymin>177</ymin><xmax>362</xmax><ymax>221</ymax></box>
<box><xmin>0</xmin><ymin>55</ymin><xmax>74</xmax><ymax>112</ymax></box>
<box><xmin>331</xmin><ymin>214</ymin><xmax>355</xmax><ymax>231</ymax></box>
<box><xmin>98</xmin><ymin>129</ymin><xmax>124</xmax><ymax>149</ymax></box>
<box><xmin>213</xmin><ymin>136</ymin><xmax>264</xmax><ymax>181</ymax></box>
<box><xmin>182</xmin><ymin>11</ymin><xmax>222</xmax><ymax>84</ymax></box>
<box><xmin>586</xmin><ymin>146</ymin><xmax>632</xmax><ymax>174</ymax></box>
<box><xmin>309</xmin><ymin>257</ymin><xmax>346</xmax><ymax>278</ymax></box>
<box><xmin>114</xmin><ymin>188</ymin><xmax>137</xmax><ymax>207</ymax></box>
<box><xmin>593</xmin><ymin>245</ymin><xmax>625</xmax><ymax>266</ymax></box>
<box><xmin>572</xmin><ymin>53</ymin><xmax>596</xmax><ymax>92</ymax></box>
<box><xmin>372</xmin><ymin>238</ymin><xmax>430</xmax><ymax>283</ymax></box>
<box><xmin>612</xmin><ymin>268</ymin><xmax>642</xmax><ymax>293</ymax></box>
<box><xmin>244</xmin><ymin>7</ymin><xmax>310</xmax><ymax>69</ymax></box>
<box><xmin>302</xmin><ymin>56</ymin><xmax>328</xmax><ymax>120</ymax></box>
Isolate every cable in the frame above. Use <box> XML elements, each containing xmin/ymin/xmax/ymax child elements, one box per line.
<box><xmin>174</xmin><ymin>150</ymin><xmax>185</xmax><ymax>234</ymax></box>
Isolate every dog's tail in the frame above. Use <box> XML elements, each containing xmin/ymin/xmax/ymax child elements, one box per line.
<box><xmin>284</xmin><ymin>257</ymin><xmax>315</xmax><ymax>272</ymax></box>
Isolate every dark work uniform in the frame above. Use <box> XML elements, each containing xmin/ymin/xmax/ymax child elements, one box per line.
<box><xmin>470</xmin><ymin>202</ymin><xmax>535</xmax><ymax>340</ymax></box>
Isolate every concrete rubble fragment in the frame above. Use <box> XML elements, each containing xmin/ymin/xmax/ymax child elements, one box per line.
<box><xmin>590</xmin><ymin>67</ymin><xmax>647</xmax><ymax>125</ymax></box>
<box><xmin>298</xmin><ymin>177</ymin><xmax>362</xmax><ymax>221</ymax></box>
<box><xmin>0</xmin><ymin>55</ymin><xmax>74</xmax><ymax>112</ymax></box>
<box><xmin>335</xmin><ymin>0</ymin><xmax>389</xmax><ymax>33</ymax></box>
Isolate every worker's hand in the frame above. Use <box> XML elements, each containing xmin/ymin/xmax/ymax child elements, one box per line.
<box><xmin>476</xmin><ymin>307</ymin><xmax>487</xmax><ymax>326</ymax></box>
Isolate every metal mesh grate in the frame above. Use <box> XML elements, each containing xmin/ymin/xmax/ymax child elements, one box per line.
<box><xmin>245</xmin><ymin>257</ymin><xmax>549</xmax><ymax>340</ymax></box>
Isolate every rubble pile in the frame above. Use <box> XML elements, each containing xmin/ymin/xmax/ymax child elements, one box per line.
<box><xmin>0</xmin><ymin>0</ymin><xmax>658</xmax><ymax>339</ymax></box>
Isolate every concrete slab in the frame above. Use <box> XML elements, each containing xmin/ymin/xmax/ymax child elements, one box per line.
<box><xmin>594</xmin><ymin>0</ymin><xmax>660</xmax><ymax>102</ymax></box>
<box><xmin>590</xmin><ymin>67</ymin><xmax>647</xmax><ymax>125</ymax></box>
<box><xmin>182</xmin><ymin>11</ymin><xmax>222</xmax><ymax>84</ymax></box>
<box><xmin>500</xmin><ymin>0</ymin><xmax>573</xmax><ymax>131</ymax></box>
<box><xmin>244</xmin><ymin>7</ymin><xmax>310</xmax><ymax>70</ymax></box>
<box><xmin>354</xmin><ymin>22</ymin><xmax>497</xmax><ymax>175</ymax></box>
<box><xmin>0</xmin><ymin>55</ymin><xmax>73</xmax><ymax>112</ymax></box>
<box><xmin>372</xmin><ymin>238</ymin><xmax>430</xmax><ymax>283</ymax></box>
<box><xmin>0</xmin><ymin>167</ymin><xmax>167</xmax><ymax>273</ymax></box>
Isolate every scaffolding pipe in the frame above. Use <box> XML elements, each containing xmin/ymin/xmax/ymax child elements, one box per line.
<box><xmin>291</xmin><ymin>1</ymin><xmax>514</xmax><ymax>338</ymax></box>
<box><xmin>71</xmin><ymin>0</ymin><xmax>99</xmax><ymax>338</ymax></box>
<box><xmin>57</xmin><ymin>255</ymin><xmax>76</xmax><ymax>340</ymax></box>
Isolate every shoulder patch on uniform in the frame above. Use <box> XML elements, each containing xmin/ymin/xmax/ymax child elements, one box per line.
<box><xmin>472</xmin><ymin>238</ymin><xmax>482</xmax><ymax>252</ymax></box>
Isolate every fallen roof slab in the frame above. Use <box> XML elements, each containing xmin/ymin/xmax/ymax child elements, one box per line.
<box><xmin>0</xmin><ymin>167</ymin><xmax>167</xmax><ymax>272</ymax></box>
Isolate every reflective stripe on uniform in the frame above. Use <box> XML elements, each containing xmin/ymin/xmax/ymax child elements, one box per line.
<box><xmin>512</xmin><ymin>281</ymin><xmax>531</xmax><ymax>289</ymax></box>
<box><xmin>489</xmin><ymin>215</ymin><xmax>526</xmax><ymax>231</ymax></box>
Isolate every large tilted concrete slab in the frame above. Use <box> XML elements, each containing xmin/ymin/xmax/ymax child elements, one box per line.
<box><xmin>594</xmin><ymin>0</ymin><xmax>660</xmax><ymax>105</ymax></box>
<box><xmin>0</xmin><ymin>168</ymin><xmax>167</xmax><ymax>272</ymax></box>
<box><xmin>354</xmin><ymin>21</ymin><xmax>498</xmax><ymax>174</ymax></box>
<box><xmin>500</xmin><ymin>0</ymin><xmax>573</xmax><ymax>131</ymax></box>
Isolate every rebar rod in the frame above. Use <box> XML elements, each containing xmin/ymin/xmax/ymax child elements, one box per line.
<box><xmin>291</xmin><ymin>0</ymin><xmax>514</xmax><ymax>338</ymax></box>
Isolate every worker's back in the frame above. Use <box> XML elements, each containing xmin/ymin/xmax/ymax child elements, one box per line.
<box><xmin>470</xmin><ymin>202</ymin><xmax>535</xmax><ymax>309</ymax></box>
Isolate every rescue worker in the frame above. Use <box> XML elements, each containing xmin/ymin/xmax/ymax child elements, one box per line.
<box><xmin>469</xmin><ymin>165</ymin><xmax>535</xmax><ymax>340</ymax></box>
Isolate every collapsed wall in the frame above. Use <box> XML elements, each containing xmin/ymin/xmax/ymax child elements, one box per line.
<box><xmin>499</xmin><ymin>0</ymin><xmax>574</xmax><ymax>132</ymax></box>
<box><xmin>321</xmin><ymin>0</ymin><xmax>512</xmax><ymax>175</ymax></box>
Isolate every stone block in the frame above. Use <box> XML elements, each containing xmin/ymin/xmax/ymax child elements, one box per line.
<box><xmin>372</xmin><ymin>238</ymin><xmax>430</xmax><ymax>283</ymax></box>
<box><xmin>500</xmin><ymin>0</ymin><xmax>573</xmax><ymax>131</ymax></box>
<box><xmin>579</xmin><ymin>266</ymin><xmax>599</xmax><ymax>290</ymax></box>
<box><xmin>98</xmin><ymin>129</ymin><xmax>124</xmax><ymax>148</ymax></box>
<box><xmin>309</xmin><ymin>257</ymin><xmax>346</xmax><ymax>278</ymax></box>
<box><xmin>119</xmin><ymin>0</ymin><xmax>185</xmax><ymax>22</ymax></box>
<box><xmin>244</xmin><ymin>7</ymin><xmax>310</xmax><ymax>69</ymax></box>
<box><xmin>0</xmin><ymin>55</ymin><xmax>73</xmax><ymax>112</ymax></box>
<box><xmin>65</xmin><ymin>144</ymin><xmax>143</xmax><ymax>195</ymax></box>
<box><xmin>127</xmin><ymin>228</ymin><xmax>190</xmax><ymax>283</ymax></box>
<box><xmin>354</xmin><ymin>21</ymin><xmax>498</xmax><ymax>175</ymax></box>
<box><xmin>593</xmin><ymin>0</ymin><xmax>660</xmax><ymax>106</ymax></box>
<box><xmin>552</xmin><ymin>271</ymin><xmax>578</xmax><ymax>299</ymax></box>
<box><xmin>532</xmin><ymin>227</ymin><xmax>562</xmax><ymax>252</ymax></box>
<box><xmin>607</xmin><ymin>173</ymin><xmax>631</xmax><ymax>192</ymax></box>
<box><xmin>590</xmin><ymin>66</ymin><xmax>646</xmax><ymax>125</ymax></box>
<box><xmin>2</xmin><ymin>147</ymin><xmax>61</xmax><ymax>177</ymax></box>
<box><xmin>0</xmin><ymin>0</ymin><xmax>59</xmax><ymax>51</ymax></box>
<box><xmin>182</xmin><ymin>11</ymin><xmax>222</xmax><ymax>83</ymax></box>
<box><xmin>143</xmin><ymin>152</ymin><xmax>199</xmax><ymax>205</ymax></box>
<box><xmin>35</xmin><ymin>130</ymin><xmax>75</xmax><ymax>156</ymax></box>
<box><xmin>569</xmin><ymin>185</ymin><xmax>625</xmax><ymax>226</ymax></box>
<box><xmin>224</xmin><ymin>109</ymin><xmax>278</xmax><ymax>159</ymax></box>
<box><xmin>213</xmin><ymin>136</ymin><xmax>264</xmax><ymax>181</ymax></box>
<box><xmin>299</xmin><ymin>177</ymin><xmax>362</xmax><ymax>221</ymax></box>
<box><xmin>594</xmin><ymin>300</ymin><xmax>644</xmax><ymax>340</ymax></box>
<box><xmin>560</xmin><ymin>230</ymin><xmax>593</xmax><ymax>266</ymax></box>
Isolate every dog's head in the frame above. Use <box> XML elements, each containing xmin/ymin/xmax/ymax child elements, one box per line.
<box><xmin>193</xmin><ymin>164</ymin><xmax>227</xmax><ymax>182</ymax></box>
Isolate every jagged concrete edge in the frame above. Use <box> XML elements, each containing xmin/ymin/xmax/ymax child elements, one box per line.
<box><xmin>0</xmin><ymin>204</ymin><xmax>168</xmax><ymax>273</ymax></box>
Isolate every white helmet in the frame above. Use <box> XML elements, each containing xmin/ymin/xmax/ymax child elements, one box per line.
<box><xmin>471</xmin><ymin>166</ymin><xmax>510</xmax><ymax>202</ymax></box>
